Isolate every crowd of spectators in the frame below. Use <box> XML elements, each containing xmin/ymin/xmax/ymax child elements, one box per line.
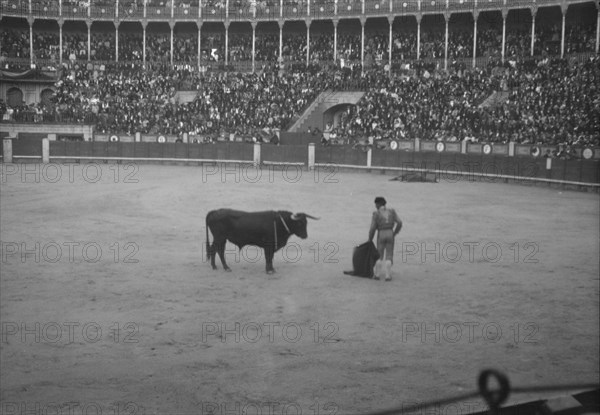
<box><xmin>310</xmin><ymin>33</ymin><xmax>334</xmax><ymax>62</ymax></box>
<box><xmin>485</xmin><ymin>58</ymin><xmax>599</xmax><ymax>146</ymax></box>
<box><xmin>335</xmin><ymin>64</ymin><xmax>499</xmax><ymax>143</ymax></box>
<box><xmin>33</xmin><ymin>61</ymin><xmax>355</xmax><ymax>137</ymax></box>
<box><xmin>476</xmin><ymin>28</ymin><xmax>502</xmax><ymax>59</ymax></box>
<box><xmin>282</xmin><ymin>33</ymin><xmax>306</xmax><ymax>61</ymax></box>
<box><xmin>119</xmin><ymin>32</ymin><xmax>144</xmax><ymax>61</ymax></box>
<box><xmin>256</xmin><ymin>34</ymin><xmax>279</xmax><ymax>61</ymax></box>
<box><xmin>504</xmin><ymin>28</ymin><xmax>531</xmax><ymax>58</ymax></box>
<box><xmin>391</xmin><ymin>30</ymin><xmax>417</xmax><ymax>60</ymax></box>
<box><xmin>337</xmin><ymin>33</ymin><xmax>361</xmax><ymax>62</ymax></box>
<box><xmin>3</xmin><ymin>53</ymin><xmax>596</xmax><ymax>150</ymax></box>
<box><xmin>228</xmin><ymin>32</ymin><xmax>288</xmax><ymax>63</ymax></box>
<box><xmin>335</xmin><ymin>57</ymin><xmax>598</xmax><ymax>148</ymax></box>
<box><xmin>1</xmin><ymin>15</ymin><xmax>598</xmax><ymax>150</ymax></box>
<box><xmin>364</xmin><ymin>31</ymin><xmax>386</xmax><ymax>63</ymax></box>
<box><xmin>0</xmin><ymin>28</ymin><xmax>30</xmax><ymax>67</ymax></box>
<box><xmin>565</xmin><ymin>24</ymin><xmax>597</xmax><ymax>54</ymax></box>
<box><xmin>33</xmin><ymin>31</ymin><xmax>60</xmax><ymax>61</ymax></box>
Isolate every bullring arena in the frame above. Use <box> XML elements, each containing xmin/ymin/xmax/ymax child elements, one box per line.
<box><xmin>1</xmin><ymin>0</ymin><xmax>600</xmax><ymax>413</ymax></box>
<box><xmin>0</xmin><ymin>158</ymin><xmax>598</xmax><ymax>414</ymax></box>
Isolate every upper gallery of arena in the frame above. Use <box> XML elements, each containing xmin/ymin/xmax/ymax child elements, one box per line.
<box><xmin>1</xmin><ymin>0</ymin><xmax>598</xmax><ymax>73</ymax></box>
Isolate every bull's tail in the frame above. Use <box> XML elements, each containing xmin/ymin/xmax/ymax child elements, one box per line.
<box><xmin>205</xmin><ymin>214</ymin><xmax>212</xmax><ymax>260</ymax></box>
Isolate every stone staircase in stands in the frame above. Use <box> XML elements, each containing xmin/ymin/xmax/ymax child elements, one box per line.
<box><xmin>174</xmin><ymin>90</ymin><xmax>199</xmax><ymax>104</ymax></box>
<box><xmin>479</xmin><ymin>90</ymin><xmax>511</xmax><ymax>108</ymax></box>
<box><xmin>288</xmin><ymin>90</ymin><xmax>365</xmax><ymax>133</ymax></box>
<box><xmin>288</xmin><ymin>90</ymin><xmax>334</xmax><ymax>133</ymax></box>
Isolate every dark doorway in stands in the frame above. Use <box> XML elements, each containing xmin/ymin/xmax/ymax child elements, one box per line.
<box><xmin>6</xmin><ymin>87</ymin><xmax>23</xmax><ymax>107</ymax></box>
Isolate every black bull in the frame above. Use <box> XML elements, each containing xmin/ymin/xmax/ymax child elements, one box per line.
<box><xmin>205</xmin><ymin>209</ymin><xmax>319</xmax><ymax>273</ymax></box>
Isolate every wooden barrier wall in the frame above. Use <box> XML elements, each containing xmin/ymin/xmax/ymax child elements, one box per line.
<box><xmin>1</xmin><ymin>139</ymin><xmax>598</xmax><ymax>187</ymax></box>
<box><xmin>47</xmin><ymin>141</ymin><xmax>254</xmax><ymax>162</ymax></box>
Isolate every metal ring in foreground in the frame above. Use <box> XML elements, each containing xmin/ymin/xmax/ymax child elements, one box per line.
<box><xmin>478</xmin><ymin>369</ymin><xmax>511</xmax><ymax>410</ymax></box>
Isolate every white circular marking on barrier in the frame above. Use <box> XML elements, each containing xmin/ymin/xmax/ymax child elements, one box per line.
<box><xmin>403</xmin><ymin>2</ymin><xmax>407</xmax><ymax>6</ymax></box>
<box><xmin>582</xmin><ymin>148</ymin><xmax>593</xmax><ymax>159</ymax></box>
<box><xmin>436</xmin><ymin>142</ymin><xmax>445</xmax><ymax>152</ymax></box>
<box><xmin>530</xmin><ymin>146</ymin><xmax>540</xmax><ymax>157</ymax></box>
<box><xmin>109</xmin><ymin>135</ymin><xmax>119</xmax><ymax>142</ymax></box>
<box><xmin>390</xmin><ymin>141</ymin><xmax>398</xmax><ymax>150</ymax></box>
<box><xmin>157</xmin><ymin>135</ymin><xmax>167</xmax><ymax>143</ymax></box>
<box><xmin>483</xmin><ymin>144</ymin><xmax>492</xmax><ymax>155</ymax></box>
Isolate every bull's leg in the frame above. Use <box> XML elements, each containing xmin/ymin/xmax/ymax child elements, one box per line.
<box><xmin>215</xmin><ymin>239</ymin><xmax>231</xmax><ymax>272</ymax></box>
<box><xmin>207</xmin><ymin>243</ymin><xmax>217</xmax><ymax>270</ymax></box>
<box><xmin>265</xmin><ymin>247</ymin><xmax>275</xmax><ymax>274</ymax></box>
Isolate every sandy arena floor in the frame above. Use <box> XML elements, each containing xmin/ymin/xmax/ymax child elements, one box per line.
<box><xmin>1</xmin><ymin>162</ymin><xmax>598</xmax><ymax>415</ymax></box>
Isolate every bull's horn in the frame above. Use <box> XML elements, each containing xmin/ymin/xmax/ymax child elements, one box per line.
<box><xmin>293</xmin><ymin>213</ymin><xmax>320</xmax><ymax>220</ymax></box>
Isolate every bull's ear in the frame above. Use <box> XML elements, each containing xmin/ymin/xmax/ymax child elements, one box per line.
<box><xmin>291</xmin><ymin>213</ymin><xmax>302</xmax><ymax>220</ymax></box>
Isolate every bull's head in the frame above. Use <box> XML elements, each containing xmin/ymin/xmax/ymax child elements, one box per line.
<box><xmin>289</xmin><ymin>212</ymin><xmax>320</xmax><ymax>239</ymax></box>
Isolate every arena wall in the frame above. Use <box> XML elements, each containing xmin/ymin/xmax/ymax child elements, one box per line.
<box><xmin>1</xmin><ymin>138</ymin><xmax>598</xmax><ymax>187</ymax></box>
